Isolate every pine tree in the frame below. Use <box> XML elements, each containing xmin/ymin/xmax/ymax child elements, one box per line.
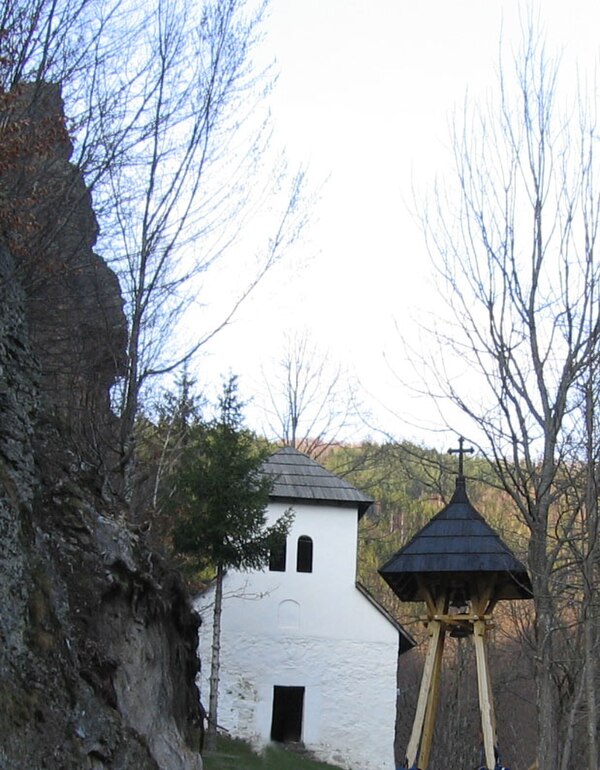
<box><xmin>170</xmin><ymin>375</ymin><xmax>292</xmax><ymax>749</ymax></box>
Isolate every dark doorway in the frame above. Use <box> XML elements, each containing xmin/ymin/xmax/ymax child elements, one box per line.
<box><xmin>270</xmin><ymin>685</ymin><xmax>304</xmax><ymax>743</ymax></box>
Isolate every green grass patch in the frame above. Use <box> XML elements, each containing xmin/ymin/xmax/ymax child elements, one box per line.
<box><xmin>202</xmin><ymin>735</ymin><xmax>341</xmax><ymax>770</ymax></box>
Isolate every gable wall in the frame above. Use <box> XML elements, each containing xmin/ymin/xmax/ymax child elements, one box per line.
<box><xmin>196</xmin><ymin>500</ymin><xmax>400</xmax><ymax>770</ymax></box>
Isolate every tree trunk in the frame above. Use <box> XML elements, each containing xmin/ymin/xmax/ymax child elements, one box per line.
<box><xmin>583</xmin><ymin>605</ymin><xmax>598</xmax><ymax>770</ymax></box>
<box><xmin>529</xmin><ymin>529</ymin><xmax>560</xmax><ymax>769</ymax></box>
<box><xmin>206</xmin><ymin>563</ymin><xmax>224</xmax><ymax>752</ymax></box>
<box><xmin>583</xmin><ymin>377</ymin><xmax>599</xmax><ymax>770</ymax></box>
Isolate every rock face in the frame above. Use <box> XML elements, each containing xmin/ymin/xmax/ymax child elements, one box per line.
<box><xmin>0</xmin><ymin>85</ymin><xmax>203</xmax><ymax>769</ymax></box>
<box><xmin>0</xmin><ymin>82</ymin><xmax>128</xmax><ymax>455</ymax></box>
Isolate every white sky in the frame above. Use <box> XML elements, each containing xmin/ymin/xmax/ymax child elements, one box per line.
<box><xmin>194</xmin><ymin>0</ymin><xmax>600</xmax><ymax>445</ymax></box>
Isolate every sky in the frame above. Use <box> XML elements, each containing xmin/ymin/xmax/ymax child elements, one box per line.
<box><xmin>193</xmin><ymin>0</ymin><xmax>600</xmax><ymax>447</ymax></box>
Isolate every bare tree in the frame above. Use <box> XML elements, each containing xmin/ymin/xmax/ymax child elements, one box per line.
<box><xmin>89</xmin><ymin>0</ymin><xmax>307</xmax><ymax>496</ymax></box>
<box><xmin>1</xmin><ymin>0</ymin><xmax>308</xmax><ymax>498</ymax></box>
<box><xmin>414</xmin><ymin>26</ymin><xmax>600</xmax><ymax>769</ymax></box>
<box><xmin>260</xmin><ymin>331</ymin><xmax>360</xmax><ymax>459</ymax></box>
<box><xmin>558</xmin><ymin>357</ymin><xmax>600</xmax><ymax>769</ymax></box>
<box><xmin>0</xmin><ymin>0</ymin><xmax>104</xmax><ymax>89</ymax></box>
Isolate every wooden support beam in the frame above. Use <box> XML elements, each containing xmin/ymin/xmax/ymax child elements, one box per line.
<box><xmin>472</xmin><ymin>582</ymin><xmax>494</xmax><ymax>617</ymax></box>
<box><xmin>404</xmin><ymin>581</ymin><xmax>503</xmax><ymax>770</ymax></box>
<box><xmin>418</xmin><ymin>622</ymin><xmax>446</xmax><ymax>769</ymax></box>
<box><xmin>473</xmin><ymin>619</ymin><xmax>496</xmax><ymax>770</ymax></box>
<box><xmin>405</xmin><ymin>618</ymin><xmax>445</xmax><ymax>768</ymax></box>
<box><xmin>417</xmin><ymin>578</ymin><xmax>441</xmax><ymax>619</ymax></box>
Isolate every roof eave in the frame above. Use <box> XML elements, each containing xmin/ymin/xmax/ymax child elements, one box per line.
<box><xmin>269</xmin><ymin>493</ymin><xmax>373</xmax><ymax>517</ymax></box>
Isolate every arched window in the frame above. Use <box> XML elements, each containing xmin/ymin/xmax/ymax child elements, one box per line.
<box><xmin>296</xmin><ymin>535</ymin><xmax>313</xmax><ymax>573</ymax></box>
<box><xmin>269</xmin><ymin>538</ymin><xmax>287</xmax><ymax>572</ymax></box>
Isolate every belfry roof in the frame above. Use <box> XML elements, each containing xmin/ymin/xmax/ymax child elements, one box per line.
<box><xmin>262</xmin><ymin>446</ymin><xmax>373</xmax><ymax>517</ymax></box>
<box><xmin>379</xmin><ymin>476</ymin><xmax>532</xmax><ymax>602</ymax></box>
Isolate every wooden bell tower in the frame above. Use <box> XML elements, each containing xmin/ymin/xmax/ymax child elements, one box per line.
<box><xmin>379</xmin><ymin>439</ymin><xmax>532</xmax><ymax>770</ymax></box>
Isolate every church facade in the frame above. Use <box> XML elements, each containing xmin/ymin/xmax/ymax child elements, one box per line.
<box><xmin>195</xmin><ymin>446</ymin><xmax>413</xmax><ymax>770</ymax></box>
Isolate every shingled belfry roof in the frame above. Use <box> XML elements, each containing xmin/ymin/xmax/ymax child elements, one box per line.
<box><xmin>379</xmin><ymin>475</ymin><xmax>533</xmax><ymax>602</ymax></box>
<box><xmin>262</xmin><ymin>446</ymin><xmax>373</xmax><ymax>517</ymax></box>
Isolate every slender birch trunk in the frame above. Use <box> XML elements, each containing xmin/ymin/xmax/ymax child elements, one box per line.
<box><xmin>206</xmin><ymin>563</ymin><xmax>224</xmax><ymax>752</ymax></box>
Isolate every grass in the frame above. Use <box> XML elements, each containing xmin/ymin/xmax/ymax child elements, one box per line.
<box><xmin>202</xmin><ymin>735</ymin><xmax>342</xmax><ymax>770</ymax></box>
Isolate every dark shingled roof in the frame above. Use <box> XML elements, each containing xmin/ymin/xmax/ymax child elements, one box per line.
<box><xmin>379</xmin><ymin>477</ymin><xmax>532</xmax><ymax>602</ymax></box>
<box><xmin>262</xmin><ymin>446</ymin><xmax>373</xmax><ymax>517</ymax></box>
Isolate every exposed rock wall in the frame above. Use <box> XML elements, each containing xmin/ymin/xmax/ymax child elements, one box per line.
<box><xmin>0</xmin><ymin>82</ymin><xmax>127</xmax><ymax>458</ymax></box>
<box><xmin>0</xmin><ymin>85</ymin><xmax>203</xmax><ymax>769</ymax></box>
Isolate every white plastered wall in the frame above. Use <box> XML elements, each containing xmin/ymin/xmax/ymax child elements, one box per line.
<box><xmin>196</xmin><ymin>501</ymin><xmax>399</xmax><ymax>770</ymax></box>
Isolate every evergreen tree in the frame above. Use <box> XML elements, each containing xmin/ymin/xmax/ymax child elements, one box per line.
<box><xmin>170</xmin><ymin>375</ymin><xmax>292</xmax><ymax>749</ymax></box>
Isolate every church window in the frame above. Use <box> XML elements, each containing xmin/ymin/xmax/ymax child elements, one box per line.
<box><xmin>296</xmin><ymin>535</ymin><xmax>313</xmax><ymax>573</ymax></box>
<box><xmin>269</xmin><ymin>538</ymin><xmax>287</xmax><ymax>571</ymax></box>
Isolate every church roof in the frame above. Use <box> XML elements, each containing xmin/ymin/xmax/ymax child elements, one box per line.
<box><xmin>262</xmin><ymin>446</ymin><xmax>374</xmax><ymax>517</ymax></box>
<box><xmin>379</xmin><ymin>476</ymin><xmax>532</xmax><ymax>602</ymax></box>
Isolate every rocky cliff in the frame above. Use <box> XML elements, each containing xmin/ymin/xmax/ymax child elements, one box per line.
<box><xmin>0</xmin><ymin>85</ymin><xmax>203</xmax><ymax>769</ymax></box>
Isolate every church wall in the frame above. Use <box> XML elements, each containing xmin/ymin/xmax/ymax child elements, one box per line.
<box><xmin>196</xmin><ymin>500</ymin><xmax>399</xmax><ymax>770</ymax></box>
<box><xmin>211</xmin><ymin>631</ymin><xmax>397</xmax><ymax>770</ymax></box>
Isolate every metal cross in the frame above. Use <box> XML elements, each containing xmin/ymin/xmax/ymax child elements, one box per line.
<box><xmin>448</xmin><ymin>436</ymin><xmax>474</xmax><ymax>477</ymax></box>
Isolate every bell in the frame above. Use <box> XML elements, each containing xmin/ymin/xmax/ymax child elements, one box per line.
<box><xmin>449</xmin><ymin>622</ymin><xmax>473</xmax><ymax>638</ymax></box>
<box><xmin>449</xmin><ymin>586</ymin><xmax>469</xmax><ymax>612</ymax></box>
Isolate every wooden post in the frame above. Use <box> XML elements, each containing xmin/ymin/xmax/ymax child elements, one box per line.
<box><xmin>403</xmin><ymin>581</ymin><xmax>505</xmax><ymax>769</ymax></box>
<box><xmin>418</xmin><ymin>622</ymin><xmax>446</xmax><ymax>769</ymax></box>
<box><xmin>473</xmin><ymin>619</ymin><xmax>496</xmax><ymax>770</ymax></box>
<box><xmin>405</xmin><ymin>619</ymin><xmax>445</xmax><ymax>768</ymax></box>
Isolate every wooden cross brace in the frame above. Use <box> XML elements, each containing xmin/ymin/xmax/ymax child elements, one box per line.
<box><xmin>403</xmin><ymin>591</ymin><xmax>497</xmax><ymax>770</ymax></box>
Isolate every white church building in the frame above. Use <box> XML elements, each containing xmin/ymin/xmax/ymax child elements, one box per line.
<box><xmin>195</xmin><ymin>446</ymin><xmax>414</xmax><ymax>770</ymax></box>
